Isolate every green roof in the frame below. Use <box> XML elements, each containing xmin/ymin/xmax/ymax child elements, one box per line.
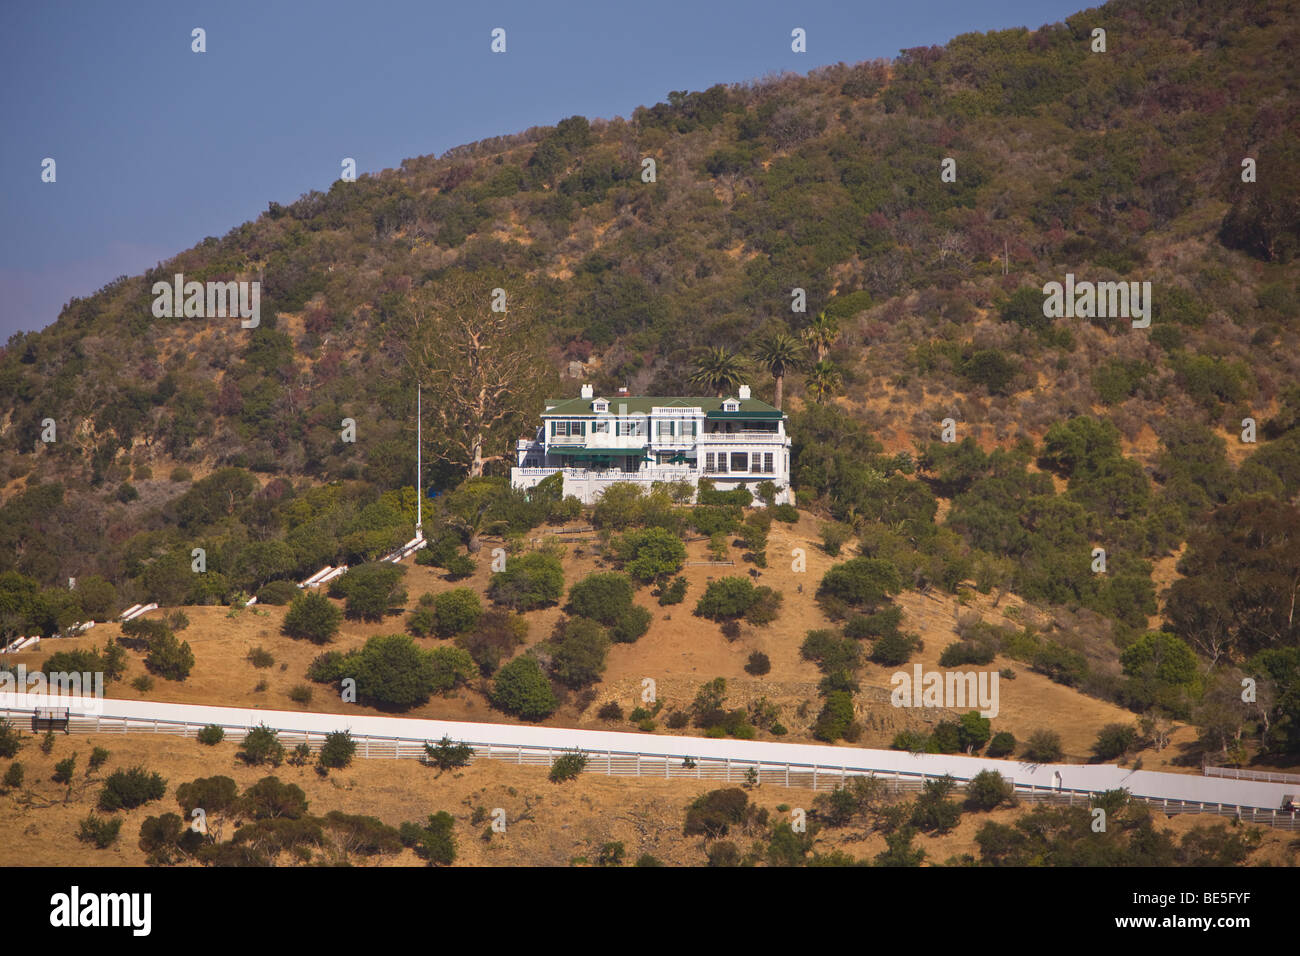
<box><xmin>541</xmin><ymin>395</ymin><xmax>784</xmax><ymax>417</ymax></box>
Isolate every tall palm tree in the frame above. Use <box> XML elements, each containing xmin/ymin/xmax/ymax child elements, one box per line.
<box><xmin>805</xmin><ymin>360</ymin><xmax>843</xmax><ymax>406</ymax></box>
<box><xmin>753</xmin><ymin>332</ymin><xmax>806</xmax><ymax>410</ymax></box>
<box><xmin>801</xmin><ymin>311</ymin><xmax>841</xmax><ymax>363</ymax></box>
<box><xmin>689</xmin><ymin>346</ymin><xmax>749</xmax><ymax>397</ymax></box>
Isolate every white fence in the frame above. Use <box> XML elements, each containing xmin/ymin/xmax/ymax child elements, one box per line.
<box><xmin>3</xmin><ymin>701</ymin><xmax>1298</xmax><ymax>831</ymax></box>
<box><xmin>1205</xmin><ymin>765</ymin><xmax>1300</xmax><ymax>786</ymax></box>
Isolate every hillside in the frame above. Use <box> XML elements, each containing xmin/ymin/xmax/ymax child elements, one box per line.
<box><xmin>3</xmin><ymin>729</ymin><xmax>1293</xmax><ymax>868</ymax></box>
<box><xmin>1</xmin><ymin>0</ymin><xmax>1299</xmax><ymax>782</ymax></box>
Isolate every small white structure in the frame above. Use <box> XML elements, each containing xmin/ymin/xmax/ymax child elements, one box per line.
<box><xmin>511</xmin><ymin>385</ymin><xmax>792</xmax><ymax>505</ymax></box>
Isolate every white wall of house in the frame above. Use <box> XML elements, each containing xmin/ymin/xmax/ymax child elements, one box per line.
<box><xmin>511</xmin><ymin>390</ymin><xmax>793</xmax><ymax>505</ymax></box>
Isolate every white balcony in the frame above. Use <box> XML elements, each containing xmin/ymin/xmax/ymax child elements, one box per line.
<box><xmin>696</xmin><ymin>431</ymin><xmax>787</xmax><ymax>444</ymax></box>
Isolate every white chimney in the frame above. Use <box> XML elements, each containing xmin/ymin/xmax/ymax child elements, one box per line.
<box><xmin>580</xmin><ymin>383</ymin><xmax>594</xmax><ymax>399</ymax></box>
<box><xmin>738</xmin><ymin>385</ymin><xmax>751</xmax><ymax>400</ymax></box>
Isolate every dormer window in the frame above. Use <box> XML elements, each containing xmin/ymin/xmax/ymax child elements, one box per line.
<box><xmin>592</xmin><ymin>399</ymin><xmax>608</xmax><ymax>413</ymax></box>
<box><xmin>722</xmin><ymin>398</ymin><xmax>740</xmax><ymax>412</ymax></box>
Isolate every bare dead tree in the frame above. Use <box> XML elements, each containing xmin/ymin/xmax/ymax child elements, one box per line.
<box><xmin>395</xmin><ymin>274</ymin><xmax>553</xmax><ymax>478</ymax></box>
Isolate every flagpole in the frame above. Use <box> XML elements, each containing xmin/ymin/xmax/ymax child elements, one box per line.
<box><xmin>416</xmin><ymin>382</ymin><xmax>423</xmax><ymax>539</ymax></box>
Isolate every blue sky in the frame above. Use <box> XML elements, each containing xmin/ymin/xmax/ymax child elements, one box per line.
<box><xmin>0</xmin><ymin>0</ymin><xmax>1088</xmax><ymax>341</ymax></box>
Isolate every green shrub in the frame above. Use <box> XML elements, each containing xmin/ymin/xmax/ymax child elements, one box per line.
<box><xmin>817</xmin><ymin>558</ymin><xmax>902</xmax><ymax>615</ymax></box>
<box><xmin>489</xmin><ymin>552</ymin><xmax>565</xmax><ymax>610</ymax></box>
<box><xmin>693</xmin><ymin>505</ymin><xmax>742</xmax><ymax>537</ymax></box>
<box><xmin>819</xmin><ymin>521</ymin><xmax>852</xmax><ymax>556</ymax></box>
<box><xmin>98</xmin><ymin>766</ymin><xmax>167</xmax><ymax>811</ymax></box>
<box><xmin>490</xmin><ymin>655</ymin><xmax>558</xmax><ymax>720</ymax></box>
<box><xmin>610</xmin><ymin>603</ymin><xmax>652</xmax><ymax>643</ymax></box>
<box><xmin>987</xmin><ymin>731</ymin><xmax>1016</xmax><ymax>758</ymax></box>
<box><xmin>318</xmin><ymin>730</ymin><xmax>357</xmax><ymax>769</ymax></box>
<box><xmin>548</xmin><ymin>749</ymin><xmax>588</xmax><ymax>783</ymax></box>
<box><xmin>744</xmin><ymin>586</ymin><xmax>782</xmax><ymax>626</ymax></box>
<box><xmin>566</xmin><ymin>573</ymin><xmax>636</xmax><ymax>624</ymax></box>
<box><xmin>77</xmin><ymin>813</ymin><xmax>123</xmax><ymax>849</ymax></box>
<box><xmin>131</xmin><ymin>674</ymin><xmax>154</xmax><ymax>692</ymax></box>
<box><xmin>771</xmin><ymin>503</ymin><xmax>800</xmax><ymax>523</ymax></box>
<box><xmin>597</xmin><ymin>701</ymin><xmax>624</xmax><ymax>721</ymax></box>
<box><xmin>240</xmin><ymin>775</ymin><xmax>309</xmax><ymax>819</ymax></box>
<box><xmin>697</xmin><ymin>484</ymin><xmax>752</xmax><ymax>508</ymax></box>
<box><xmin>1031</xmin><ymin>643</ymin><xmax>1088</xmax><ymax>687</ymax></box>
<box><xmin>322</xmin><ymin>811</ymin><xmax>403</xmax><ymax>856</ymax></box>
<box><xmin>331</xmin><ymin>634</ymin><xmax>474</xmax><ymax>709</ymax></box>
<box><xmin>424</xmin><ymin>736</ymin><xmax>474</xmax><ymax>770</ymax></box>
<box><xmin>0</xmin><ymin>719</ymin><xmax>23</xmax><ymax>759</ymax></box>
<box><xmin>870</xmin><ymin>629</ymin><xmax>915</xmax><ymax>666</ymax></box>
<box><xmin>455</xmin><ymin>608</ymin><xmax>528</xmax><ymax>676</ymax></box>
<box><xmin>403</xmin><ymin>811</ymin><xmax>457</xmax><ymax>865</ymax></box>
<box><xmin>282</xmin><ymin>591</ymin><xmax>342</xmax><ymax>643</ymax></box>
<box><xmin>144</xmin><ymin>631</ymin><xmax>195</xmax><ymax>680</ymax></box>
<box><xmin>911</xmin><ymin>776</ymin><xmax>962</xmax><ymax>833</ymax></box>
<box><xmin>694</xmin><ymin>576</ymin><xmax>757</xmax><ymax>620</ymax></box>
<box><xmin>801</xmin><ymin>629</ymin><xmax>861</xmax><ymax>674</ymax></box>
<box><xmin>744</xmin><ymin>652</ymin><xmax>771</xmax><ymax>676</ymax></box>
<box><xmin>88</xmin><ymin>747</ymin><xmax>109</xmax><ymax>772</ymax></box>
<box><xmin>548</xmin><ymin>617</ymin><xmax>611</xmax><ymax>689</ymax></box>
<box><xmin>892</xmin><ymin>729</ymin><xmax>930</xmax><ymax>752</ymax></box>
<box><xmin>433</xmin><ymin>588</ymin><xmax>483</xmax><ymax>637</ymax></box>
<box><xmin>1022</xmin><ymin>729</ymin><xmax>1063</xmax><ymax>763</ymax></box>
<box><xmin>443</xmin><ymin>553</ymin><xmax>475</xmax><ymax>579</ymax></box>
<box><xmin>1091</xmin><ymin>723</ymin><xmax>1138</xmax><ymax>761</ymax></box>
<box><xmin>958</xmin><ymin>711</ymin><xmax>992</xmax><ymax>753</ymax></box>
<box><xmin>306</xmin><ymin>651</ymin><xmax>346</xmax><ymax>683</ymax></box>
<box><xmin>813</xmin><ymin>691</ymin><xmax>856</xmax><ymax>742</ymax></box>
<box><xmin>231</xmin><ymin>816</ymin><xmax>324</xmax><ymax>855</ymax></box>
<box><xmin>175</xmin><ymin>775</ymin><xmax>239</xmax><ymax>815</ymax></box>
<box><xmin>3</xmin><ymin>762</ymin><xmax>24</xmax><ymax>790</ymax></box>
<box><xmin>138</xmin><ymin>812</ymin><xmax>203</xmax><ymax>863</ymax></box>
<box><xmin>939</xmin><ymin>640</ymin><xmax>996</xmax><ymax>667</ymax></box>
<box><xmin>256</xmin><ymin>580</ymin><xmax>299</xmax><ymax>606</ymax></box>
<box><xmin>406</xmin><ymin>595</ymin><xmax>437</xmax><ymax>638</ymax></box>
<box><xmin>596</xmin><ymin>841</ymin><xmax>625</xmax><ymax>866</ymax></box>
<box><xmin>238</xmin><ymin>725</ymin><xmax>286</xmax><ymax>767</ymax></box>
<box><xmin>610</xmin><ymin>527</ymin><xmax>687</xmax><ymax>583</ymax></box>
<box><xmin>683</xmin><ymin>788</ymin><xmax>763</xmax><ymax>838</ymax></box>
<box><xmin>246</xmin><ymin>646</ymin><xmax>275</xmax><ymax>668</ymax></box>
<box><xmin>656</xmin><ymin>576</ymin><xmax>688</xmax><ymax>605</ymax></box>
<box><xmin>51</xmin><ymin>754</ymin><xmax>77</xmax><ymax>785</ymax></box>
<box><xmin>844</xmin><ymin>606</ymin><xmax>904</xmax><ymax>640</ymax></box>
<box><xmin>330</xmin><ymin>562</ymin><xmax>408</xmax><ymax>621</ymax></box>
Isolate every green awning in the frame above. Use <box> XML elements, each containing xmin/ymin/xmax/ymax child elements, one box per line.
<box><xmin>563</xmin><ymin>449</ymin><xmax>626</xmax><ymax>460</ymax></box>
<box><xmin>705</xmin><ymin>410</ymin><xmax>783</xmax><ymax>420</ymax></box>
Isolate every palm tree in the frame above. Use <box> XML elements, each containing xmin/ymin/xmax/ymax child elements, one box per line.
<box><xmin>689</xmin><ymin>346</ymin><xmax>749</xmax><ymax>397</ymax></box>
<box><xmin>805</xmin><ymin>360</ymin><xmax>843</xmax><ymax>406</ymax></box>
<box><xmin>801</xmin><ymin>311</ymin><xmax>841</xmax><ymax>362</ymax></box>
<box><xmin>753</xmin><ymin>332</ymin><xmax>806</xmax><ymax>410</ymax></box>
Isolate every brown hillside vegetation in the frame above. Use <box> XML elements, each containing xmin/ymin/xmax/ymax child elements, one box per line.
<box><xmin>13</xmin><ymin>516</ymin><xmax>1197</xmax><ymax>771</ymax></box>
<box><xmin>1</xmin><ymin>731</ymin><xmax>1295</xmax><ymax>868</ymax></box>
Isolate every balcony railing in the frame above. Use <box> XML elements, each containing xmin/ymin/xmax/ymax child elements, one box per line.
<box><xmin>696</xmin><ymin>431</ymin><xmax>786</xmax><ymax>444</ymax></box>
<box><xmin>513</xmin><ymin>466</ymin><xmax>693</xmax><ymax>481</ymax></box>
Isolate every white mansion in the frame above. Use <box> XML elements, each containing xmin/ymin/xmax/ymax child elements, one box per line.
<box><xmin>511</xmin><ymin>384</ymin><xmax>792</xmax><ymax>505</ymax></box>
